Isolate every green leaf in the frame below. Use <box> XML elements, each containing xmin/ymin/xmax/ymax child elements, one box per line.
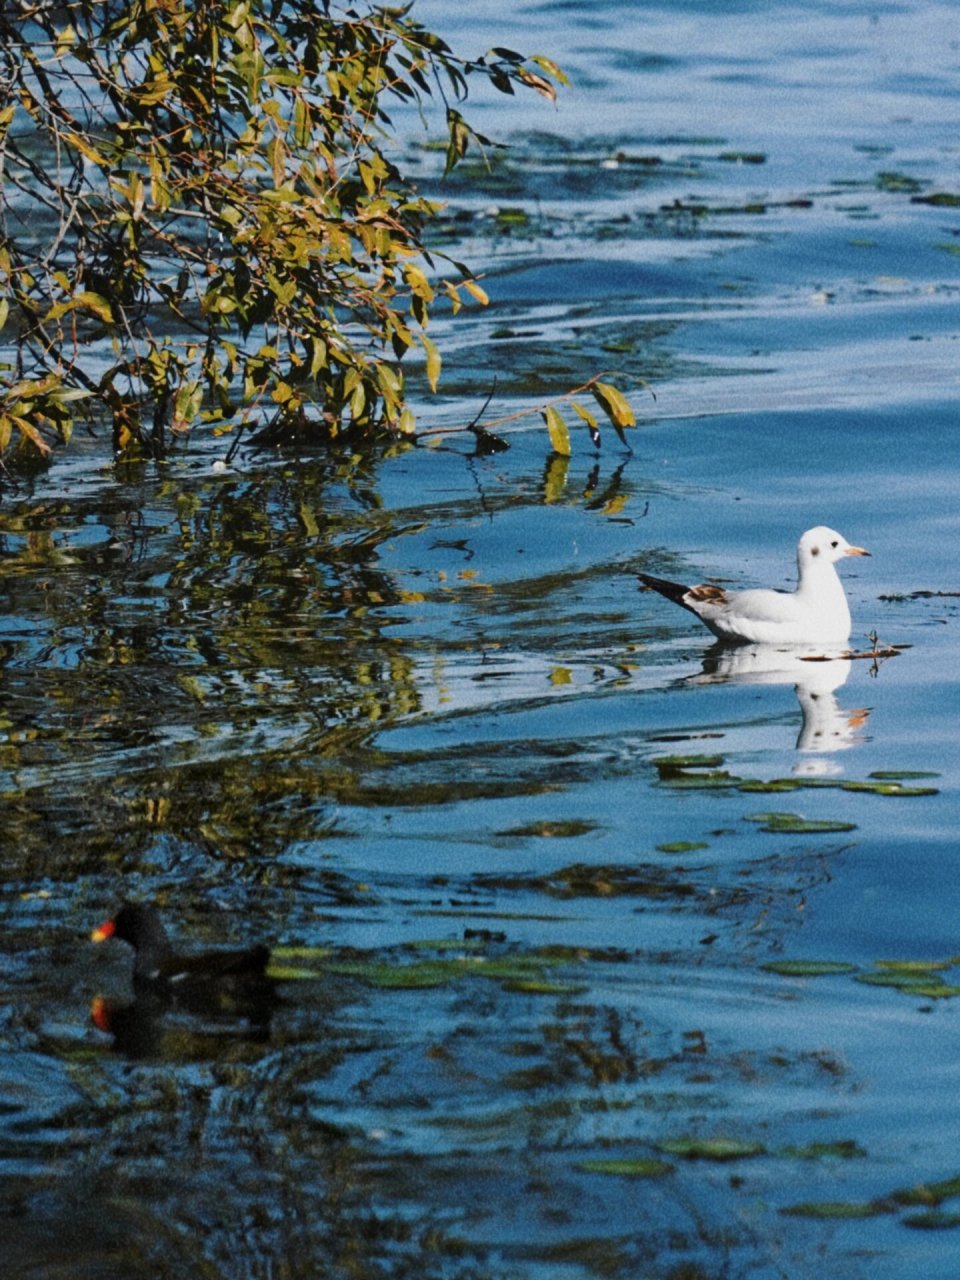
<box><xmin>781</xmin><ymin>1201</ymin><xmax>890</xmax><ymax>1220</ymax></box>
<box><xmin>658</xmin><ymin>1137</ymin><xmax>765</xmax><ymax>1162</ymax></box>
<box><xmin>762</xmin><ymin>960</ymin><xmax>858</xmax><ymax>977</ymax></box>
<box><xmin>579</xmin><ymin>1157</ymin><xmax>673</xmax><ymax>1178</ymax></box>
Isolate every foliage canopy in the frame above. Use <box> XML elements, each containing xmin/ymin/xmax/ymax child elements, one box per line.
<box><xmin>0</xmin><ymin>0</ymin><xmax>574</xmax><ymax>462</ymax></box>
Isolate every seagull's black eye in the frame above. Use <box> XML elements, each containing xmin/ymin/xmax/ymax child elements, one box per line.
<box><xmin>830</xmin><ymin>540</ymin><xmax>839</xmax><ymax>548</ymax></box>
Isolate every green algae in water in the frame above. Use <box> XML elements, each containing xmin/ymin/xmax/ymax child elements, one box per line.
<box><xmin>657</xmin><ymin>1136</ymin><xmax>765</xmax><ymax>1162</ymax></box>
<box><xmin>744</xmin><ymin>812</ymin><xmax>857</xmax><ymax>834</ymax></box>
<box><xmin>762</xmin><ymin>960</ymin><xmax>858</xmax><ymax>978</ymax></box>
<box><xmin>656</xmin><ymin>840</ymin><xmax>710</xmax><ymax>854</ymax></box>
<box><xmin>579</xmin><ymin>1157</ymin><xmax>674</xmax><ymax>1178</ymax></box>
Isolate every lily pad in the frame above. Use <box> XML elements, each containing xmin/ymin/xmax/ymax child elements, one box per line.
<box><xmin>892</xmin><ymin>1174</ymin><xmax>960</xmax><ymax>1206</ymax></box>
<box><xmin>903</xmin><ymin>1211</ymin><xmax>960</xmax><ymax>1230</ymax></box>
<box><xmin>503</xmin><ymin>978</ymin><xmax>587</xmax><ymax>995</ymax></box>
<box><xmin>855</xmin><ymin>972</ymin><xmax>960</xmax><ymax>998</ymax></box>
<box><xmin>737</xmin><ymin>779</ymin><xmax>803</xmax><ymax>793</ymax></box>
<box><xmin>762</xmin><ymin>960</ymin><xmax>858</xmax><ymax>978</ymax></box>
<box><xmin>780</xmin><ymin>1201</ymin><xmax>889</xmax><ymax>1219</ymax></box>
<box><xmin>579</xmin><ymin>1157</ymin><xmax>673</xmax><ymax>1178</ymax></box>
<box><xmin>840</xmin><ymin>780</ymin><xmax>939</xmax><ymax>796</ymax></box>
<box><xmin>497</xmin><ymin>820</ymin><xmax>598</xmax><ymax>838</ymax></box>
<box><xmin>869</xmin><ymin>770</ymin><xmax>940</xmax><ymax>781</ymax></box>
<box><xmin>326</xmin><ymin>959</ymin><xmax>462</xmax><ymax>989</ymax></box>
<box><xmin>657</xmin><ymin>1136</ymin><xmax>765</xmax><ymax>1162</ymax></box>
<box><xmin>659</xmin><ymin>770</ymin><xmax>743</xmax><ymax>790</ymax></box>
<box><xmin>744</xmin><ymin>812</ymin><xmax>857</xmax><ymax>834</ymax></box>
<box><xmin>651</xmin><ymin>753</ymin><xmax>725</xmax><ymax>769</ymax></box>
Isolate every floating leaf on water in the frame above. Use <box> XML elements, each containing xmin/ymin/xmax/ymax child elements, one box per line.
<box><xmin>579</xmin><ymin>1157</ymin><xmax>674</xmax><ymax>1178</ymax></box>
<box><xmin>903</xmin><ymin>1211</ymin><xmax>960</xmax><ymax>1230</ymax></box>
<box><xmin>869</xmin><ymin>770</ymin><xmax>940</xmax><ymax>780</ymax></box>
<box><xmin>874</xmin><ymin>958</ymin><xmax>952</xmax><ymax>973</ymax></box>
<box><xmin>503</xmin><ymin>978</ymin><xmax>587</xmax><ymax>995</ymax></box>
<box><xmin>892</xmin><ymin>1174</ymin><xmax>960</xmax><ymax>1206</ymax></box>
<box><xmin>651</xmin><ymin>754</ymin><xmax>725</xmax><ymax>769</ymax></box>
<box><xmin>780</xmin><ymin>1140</ymin><xmax>867</xmax><ymax>1160</ymax></box>
<box><xmin>325</xmin><ymin>959</ymin><xmax>460</xmax><ymax>989</ymax></box>
<box><xmin>762</xmin><ymin>960</ymin><xmax>858</xmax><ymax>978</ymax></box>
<box><xmin>911</xmin><ymin>191</ymin><xmax>960</xmax><ymax>206</ymax></box>
<box><xmin>744</xmin><ymin>812</ymin><xmax>857</xmax><ymax>834</ymax></box>
<box><xmin>266</xmin><ymin>964</ymin><xmax>326</xmax><ymax>981</ymax></box>
<box><xmin>780</xmin><ymin>1201</ymin><xmax>890</xmax><ymax>1219</ymax></box>
<box><xmin>840</xmin><ymin>780</ymin><xmax>939</xmax><ymax>796</ymax></box>
<box><xmin>405</xmin><ymin>936</ymin><xmax>487</xmax><ymax>952</ymax></box>
<box><xmin>738</xmin><ymin>779</ymin><xmax>803</xmax><ymax>793</ymax></box>
<box><xmin>855</xmin><ymin>972</ymin><xmax>960</xmax><ymax>998</ymax></box>
<box><xmin>659</xmin><ymin>770</ymin><xmax>743</xmax><ymax>790</ymax></box>
<box><xmin>657</xmin><ymin>1136</ymin><xmax>765</xmax><ymax>1162</ymax></box>
<box><xmin>718</xmin><ymin>150</ymin><xmax>767</xmax><ymax>164</ymax></box>
<box><xmin>497</xmin><ymin>819</ymin><xmax>597</xmax><ymax>838</ymax></box>
<box><xmin>656</xmin><ymin>841</ymin><xmax>709</xmax><ymax>854</ymax></box>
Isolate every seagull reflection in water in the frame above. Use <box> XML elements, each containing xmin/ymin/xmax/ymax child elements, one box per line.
<box><xmin>693</xmin><ymin>643</ymin><xmax>869</xmax><ymax>767</ymax></box>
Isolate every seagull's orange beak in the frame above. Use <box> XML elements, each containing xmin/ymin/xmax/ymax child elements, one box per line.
<box><xmin>845</xmin><ymin>545</ymin><xmax>870</xmax><ymax>557</ymax></box>
<box><xmin>90</xmin><ymin>919</ymin><xmax>116</xmax><ymax>943</ymax></box>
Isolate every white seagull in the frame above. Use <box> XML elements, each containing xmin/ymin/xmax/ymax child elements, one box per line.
<box><xmin>638</xmin><ymin>526</ymin><xmax>870</xmax><ymax>646</ymax></box>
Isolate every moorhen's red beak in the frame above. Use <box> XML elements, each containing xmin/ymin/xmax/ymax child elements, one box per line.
<box><xmin>90</xmin><ymin>996</ymin><xmax>112</xmax><ymax>1032</ymax></box>
<box><xmin>90</xmin><ymin>919</ymin><xmax>116</xmax><ymax>943</ymax></box>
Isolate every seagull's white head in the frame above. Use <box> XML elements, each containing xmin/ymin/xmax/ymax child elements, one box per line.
<box><xmin>798</xmin><ymin>526</ymin><xmax>870</xmax><ymax>568</ymax></box>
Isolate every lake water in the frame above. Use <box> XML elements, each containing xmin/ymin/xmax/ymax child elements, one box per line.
<box><xmin>3</xmin><ymin>2</ymin><xmax>960</xmax><ymax>1277</ymax></box>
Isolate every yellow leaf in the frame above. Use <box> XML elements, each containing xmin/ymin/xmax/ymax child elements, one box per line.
<box><xmin>421</xmin><ymin>332</ymin><xmax>441</xmax><ymax>392</ymax></box>
<box><xmin>405</xmin><ymin>263</ymin><xmax>435</xmax><ymax>302</ymax></box>
<box><xmin>10</xmin><ymin>414</ymin><xmax>52</xmax><ymax>454</ymax></box>
<box><xmin>542</xmin><ymin>405</ymin><xmax>571</xmax><ymax>456</ymax></box>
<box><xmin>63</xmin><ymin>130</ymin><xmax>109</xmax><ymax>167</ymax></box>
<box><xmin>517</xmin><ymin>69</ymin><xmax>557</xmax><ymax>102</ymax></box>
<box><xmin>592</xmin><ymin>381</ymin><xmax>635</xmax><ymax>430</ymax></box>
<box><xmin>531</xmin><ymin>55</ymin><xmax>570</xmax><ymax>87</ymax></box>
<box><xmin>571</xmin><ymin>400</ymin><xmax>598</xmax><ymax>430</ymax></box>
<box><xmin>462</xmin><ymin>279</ymin><xmax>489</xmax><ymax>306</ymax></box>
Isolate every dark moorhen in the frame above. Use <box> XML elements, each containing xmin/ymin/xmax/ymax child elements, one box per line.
<box><xmin>91</xmin><ymin>902</ymin><xmax>272</xmax><ymax>995</ymax></box>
